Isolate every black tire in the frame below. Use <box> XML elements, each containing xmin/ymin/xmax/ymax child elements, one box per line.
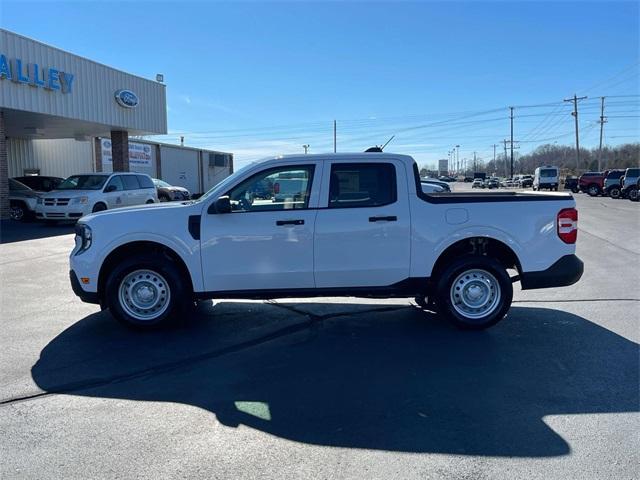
<box><xmin>146</xmin><ymin>199</ymin><xmax>155</xmax><ymax>204</ymax></box>
<box><xmin>608</xmin><ymin>186</ymin><xmax>622</xmax><ymax>199</ymax></box>
<box><xmin>9</xmin><ymin>202</ymin><xmax>27</xmax><ymax>222</ymax></box>
<box><xmin>104</xmin><ymin>252</ymin><xmax>192</xmax><ymax>329</ymax></box>
<box><xmin>587</xmin><ymin>184</ymin><xmax>600</xmax><ymax>197</ymax></box>
<box><xmin>629</xmin><ymin>187</ymin><xmax>639</xmax><ymax>202</ymax></box>
<box><xmin>92</xmin><ymin>202</ymin><xmax>107</xmax><ymax>213</ymax></box>
<box><xmin>435</xmin><ymin>255</ymin><xmax>512</xmax><ymax>330</ymax></box>
<box><xmin>159</xmin><ymin>195</ymin><xmax>171</xmax><ymax>202</ymax></box>
<box><xmin>571</xmin><ymin>187</ymin><xmax>579</xmax><ymax>193</ymax></box>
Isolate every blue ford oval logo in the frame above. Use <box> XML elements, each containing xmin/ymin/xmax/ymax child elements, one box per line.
<box><xmin>115</xmin><ymin>89</ymin><xmax>139</xmax><ymax>108</ymax></box>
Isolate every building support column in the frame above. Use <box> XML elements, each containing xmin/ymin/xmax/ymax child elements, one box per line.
<box><xmin>0</xmin><ymin>111</ymin><xmax>9</xmax><ymax>220</ymax></box>
<box><xmin>110</xmin><ymin>130</ymin><xmax>129</xmax><ymax>172</ymax></box>
<box><xmin>94</xmin><ymin>137</ymin><xmax>103</xmax><ymax>172</ymax></box>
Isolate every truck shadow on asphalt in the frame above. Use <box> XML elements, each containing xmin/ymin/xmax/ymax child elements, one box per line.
<box><xmin>0</xmin><ymin>220</ymin><xmax>75</xmax><ymax>244</ymax></box>
<box><xmin>31</xmin><ymin>302</ymin><xmax>639</xmax><ymax>457</ymax></box>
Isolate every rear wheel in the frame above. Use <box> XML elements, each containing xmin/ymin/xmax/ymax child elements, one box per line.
<box><xmin>105</xmin><ymin>252</ymin><xmax>192</xmax><ymax>329</ymax></box>
<box><xmin>629</xmin><ymin>187</ymin><xmax>639</xmax><ymax>202</ymax></box>
<box><xmin>159</xmin><ymin>194</ymin><xmax>171</xmax><ymax>202</ymax></box>
<box><xmin>436</xmin><ymin>255</ymin><xmax>512</xmax><ymax>330</ymax></box>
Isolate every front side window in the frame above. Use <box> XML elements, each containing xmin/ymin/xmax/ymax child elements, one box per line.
<box><xmin>227</xmin><ymin>165</ymin><xmax>315</xmax><ymax>212</ymax></box>
<box><xmin>105</xmin><ymin>176</ymin><xmax>125</xmax><ymax>192</ymax></box>
<box><xmin>57</xmin><ymin>175</ymin><xmax>108</xmax><ymax>190</ymax></box>
<box><xmin>329</xmin><ymin>163</ymin><xmax>396</xmax><ymax>208</ymax></box>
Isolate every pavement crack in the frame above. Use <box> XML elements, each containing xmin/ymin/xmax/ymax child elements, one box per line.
<box><xmin>579</xmin><ymin>228</ymin><xmax>640</xmax><ymax>256</ymax></box>
<box><xmin>513</xmin><ymin>298</ymin><xmax>639</xmax><ymax>303</ymax></box>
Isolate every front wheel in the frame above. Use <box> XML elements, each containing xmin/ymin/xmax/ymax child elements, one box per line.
<box><xmin>629</xmin><ymin>187</ymin><xmax>639</xmax><ymax>202</ymax></box>
<box><xmin>105</xmin><ymin>253</ymin><xmax>192</xmax><ymax>329</ymax></box>
<box><xmin>435</xmin><ymin>255</ymin><xmax>513</xmax><ymax>330</ymax></box>
<box><xmin>9</xmin><ymin>203</ymin><xmax>26</xmax><ymax>221</ymax></box>
<box><xmin>587</xmin><ymin>184</ymin><xmax>600</xmax><ymax>197</ymax></box>
<box><xmin>609</xmin><ymin>187</ymin><xmax>622</xmax><ymax>199</ymax></box>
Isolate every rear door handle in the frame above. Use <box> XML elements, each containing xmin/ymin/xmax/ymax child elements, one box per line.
<box><xmin>276</xmin><ymin>219</ymin><xmax>305</xmax><ymax>226</ymax></box>
<box><xmin>369</xmin><ymin>216</ymin><xmax>397</xmax><ymax>222</ymax></box>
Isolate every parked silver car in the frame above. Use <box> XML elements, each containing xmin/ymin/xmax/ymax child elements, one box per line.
<box><xmin>9</xmin><ymin>179</ymin><xmax>41</xmax><ymax>221</ymax></box>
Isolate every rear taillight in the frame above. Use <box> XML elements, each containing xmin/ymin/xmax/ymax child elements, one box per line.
<box><xmin>557</xmin><ymin>208</ymin><xmax>578</xmax><ymax>244</ymax></box>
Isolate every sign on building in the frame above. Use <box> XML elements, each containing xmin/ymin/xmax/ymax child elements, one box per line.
<box><xmin>101</xmin><ymin>139</ymin><xmax>152</xmax><ymax>167</ymax></box>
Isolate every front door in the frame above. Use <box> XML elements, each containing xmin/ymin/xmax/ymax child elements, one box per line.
<box><xmin>200</xmin><ymin>163</ymin><xmax>321</xmax><ymax>293</ymax></box>
<box><xmin>314</xmin><ymin>160</ymin><xmax>411</xmax><ymax>288</ymax></box>
<box><xmin>103</xmin><ymin>175</ymin><xmax>126</xmax><ymax>209</ymax></box>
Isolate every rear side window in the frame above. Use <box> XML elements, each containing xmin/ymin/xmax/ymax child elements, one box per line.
<box><xmin>627</xmin><ymin>169</ymin><xmax>640</xmax><ymax>176</ymax></box>
<box><xmin>329</xmin><ymin>163</ymin><xmax>396</xmax><ymax>208</ymax></box>
<box><xmin>122</xmin><ymin>175</ymin><xmax>141</xmax><ymax>190</ymax></box>
<box><xmin>606</xmin><ymin>171</ymin><xmax>624</xmax><ymax>179</ymax></box>
<box><xmin>137</xmin><ymin>175</ymin><xmax>155</xmax><ymax>189</ymax></box>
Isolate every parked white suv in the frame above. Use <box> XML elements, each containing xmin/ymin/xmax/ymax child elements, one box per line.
<box><xmin>70</xmin><ymin>153</ymin><xmax>583</xmax><ymax>330</ymax></box>
<box><xmin>37</xmin><ymin>173</ymin><xmax>157</xmax><ymax>221</ymax></box>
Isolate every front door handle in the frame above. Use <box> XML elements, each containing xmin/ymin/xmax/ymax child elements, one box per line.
<box><xmin>276</xmin><ymin>219</ymin><xmax>305</xmax><ymax>226</ymax></box>
<box><xmin>369</xmin><ymin>216</ymin><xmax>397</xmax><ymax>222</ymax></box>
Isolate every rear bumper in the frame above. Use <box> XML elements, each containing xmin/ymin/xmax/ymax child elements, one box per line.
<box><xmin>520</xmin><ymin>254</ymin><xmax>584</xmax><ymax>290</ymax></box>
<box><xmin>70</xmin><ymin>270</ymin><xmax>100</xmax><ymax>304</ymax></box>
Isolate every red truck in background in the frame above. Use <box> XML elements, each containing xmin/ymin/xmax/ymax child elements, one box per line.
<box><xmin>578</xmin><ymin>171</ymin><xmax>609</xmax><ymax>196</ymax></box>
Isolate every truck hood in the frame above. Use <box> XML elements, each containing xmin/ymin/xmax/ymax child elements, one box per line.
<box><xmin>81</xmin><ymin>200</ymin><xmax>201</xmax><ymax>223</ymax></box>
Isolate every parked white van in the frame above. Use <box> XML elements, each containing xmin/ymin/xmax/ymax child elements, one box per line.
<box><xmin>533</xmin><ymin>166</ymin><xmax>560</xmax><ymax>191</ymax></box>
<box><xmin>36</xmin><ymin>172</ymin><xmax>158</xmax><ymax>221</ymax></box>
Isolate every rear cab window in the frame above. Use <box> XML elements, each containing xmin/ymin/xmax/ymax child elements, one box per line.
<box><xmin>328</xmin><ymin>163</ymin><xmax>396</xmax><ymax>208</ymax></box>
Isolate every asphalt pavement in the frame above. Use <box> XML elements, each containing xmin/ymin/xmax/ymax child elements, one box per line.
<box><xmin>1</xmin><ymin>186</ymin><xmax>638</xmax><ymax>480</ymax></box>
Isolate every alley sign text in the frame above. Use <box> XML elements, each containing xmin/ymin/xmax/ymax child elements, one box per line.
<box><xmin>0</xmin><ymin>54</ymin><xmax>74</xmax><ymax>94</ymax></box>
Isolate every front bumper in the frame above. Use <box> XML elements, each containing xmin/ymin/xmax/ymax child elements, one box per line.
<box><xmin>70</xmin><ymin>270</ymin><xmax>100</xmax><ymax>304</ymax></box>
<box><xmin>520</xmin><ymin>254</ymin><xmax>584</xmax><ymax>290</ymax></box>
<box><xmin>37</xmin><ymin>204</ymin><xmax>90</xmax><ymax>220</ymax></box>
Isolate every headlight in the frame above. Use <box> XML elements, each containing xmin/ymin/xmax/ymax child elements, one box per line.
<box><xmin>74</xmin><ymin>223</ymin><xmax>92</xmax><ymax>253</ymax></box>
<box><xmin>71</xmin><ymin>196</ymin><xmax>89</xmax><ymax>205</ymax></box>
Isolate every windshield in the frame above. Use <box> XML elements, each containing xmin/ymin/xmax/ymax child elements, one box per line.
<box><xmin>57</xmin><ymin>175</ymin><xmax>109</xmax><ymax>190</ymax></box>
<box><xmin>153</xmin><ymin>179</ymin><xmax>172</xmax><ymax>188</ymax></box>
<box><xmin>540</xmin><ymin>169</ymin><xmax>556</xmax><ymax>178</ymax></box>
<box><xmin>9</xmin><ymin>179</ymin><xmax>31</xmax><ymax>191</ymax></box>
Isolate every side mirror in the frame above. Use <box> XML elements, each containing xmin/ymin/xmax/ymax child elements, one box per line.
<box><xmin>208</xmin><ymin>195</ymin><xmax>231</xmax><ymax>214</ymax></box>
<box><xmin>104</xmin><ymin>185</ymin><xmax>117</xmax><ymax>193</ymax></box>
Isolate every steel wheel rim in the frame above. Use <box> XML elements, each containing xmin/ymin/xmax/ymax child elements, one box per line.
<box><xmin>450</xmin><ymin>269</ymin><xmax>501</xmax><ymax>320</ymax></box>
<box><xmin>118</xmin><ymin>269</ymin><xmax>171</xmax><ymax>321</ymax></box>
<box><xmin>10</xmin><ymin>206</ymin><xmax>24</xmax><ymax>221</ymax></box>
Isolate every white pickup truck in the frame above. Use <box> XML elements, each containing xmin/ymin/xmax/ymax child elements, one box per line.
<box><xmin>70</xmin><ymin>153</ymin><xmax>583</xmax><ymax>330</ymax></box>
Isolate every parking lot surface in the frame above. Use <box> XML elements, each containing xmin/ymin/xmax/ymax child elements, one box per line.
<box><xmin>1</xmin><ymin>187</ymin><xmax>638</xmax><ymax>479</ymax></box>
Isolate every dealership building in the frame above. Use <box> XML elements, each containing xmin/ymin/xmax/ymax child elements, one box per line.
<box><xmin>0</xmin><ymin>29</ymin><xmax>232</xmax><ymax>219</ymax></box>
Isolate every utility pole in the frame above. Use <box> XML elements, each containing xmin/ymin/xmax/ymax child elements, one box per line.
<box><xmin>333</xmin><ymin>120</ymin><xmax>337</xmax><ymax>153</ymax></box>
<box><xmin>503</xmin><ymin>140</ymin><xmax>508</xmax><ymax>177</ymax></box>
<box><xmin>473</xmin><ymin>151</ymin><xmax>477</xmax><ymax>172</ymax></box>
<box><xmin>455</xmin><ymin>145</ymin><xmax>460</xmax><ymax>175</ymax></box>
<box><xmin>509</xmin><ymin>106</ymin><xmax>515</xmax><ymax>178</ymax></box>
<box><xmin>598</xmin><ymin>96</ymin><xmax>607</xmax><ymax>171</ymax></box>
<box><xmin>303</xmin><ymin>144</ymin><xmax>309</xmax><ymax>154</ymax></box>
<box><xmin>564</xmin><ymin>94</ymin><xmax>588</xmax><ymax>172</ymax></box>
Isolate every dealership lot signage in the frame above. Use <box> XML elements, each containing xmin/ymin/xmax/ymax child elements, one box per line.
<box><xmin>0</xmin><ymin>53</ymin><xmax>74</xmax><ymax>93</ymax></box>
<box><xmin>102</xmin><ymin>139</ymin><xmax>152</xmax><ymax>167</ymax></box>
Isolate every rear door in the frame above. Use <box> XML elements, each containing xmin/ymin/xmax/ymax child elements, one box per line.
<box><xmin>314</xmin><ymin>160</ymin><xmax>411</xmax><ymax>288</ymax></box>
<box><xmin>121</xmin><ymin>175</ymin><xmax>142</xmax><ymax>205</ymax></box>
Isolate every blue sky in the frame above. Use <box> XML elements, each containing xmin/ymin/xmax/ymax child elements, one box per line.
<box><xmin>3</xmin><ymin>1</ymin><xmax>639</xmax><ymax>167</ymax></box>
